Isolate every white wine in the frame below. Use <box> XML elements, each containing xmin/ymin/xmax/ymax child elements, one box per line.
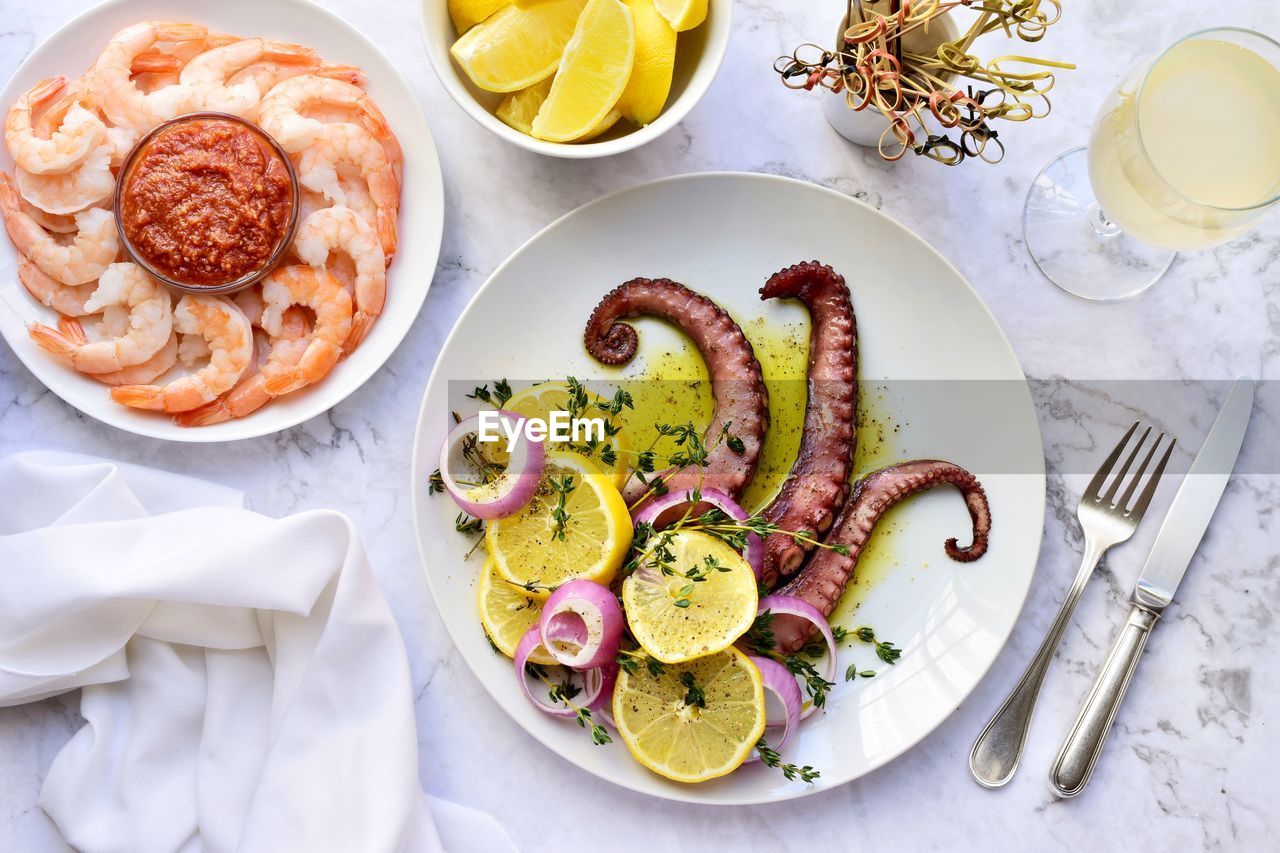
<box><xmin>1088</xmin><ymin>37</ymin><xmax>1280</xmax><ymax>250</ymax></box>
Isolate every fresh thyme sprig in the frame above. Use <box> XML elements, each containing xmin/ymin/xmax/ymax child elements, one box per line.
<box><xmin>560</xmin><ymin>377</ymin><xmax>630</xmax><ymax>471</ymax></box>
<box><xmin>679</xmin><ymin>672</ymin><xmax>707</xmax><ymax>708</ymax></box>
<box><xmin>784</xmin><ymin>654</ymin><xmax>834</xmax><ymax>708</ymax></box>
<box><xmin>616</xmin><ymin>648</ymin><xmax>666</xmax><ymax>677</ymax></box>
<box><xmin>845</xmin><ymin>664</ymin><xmax>877</xmax><ymax>681</ymax></box>
<box><xmin>466</xmin><ymin>379</ymin><xmax>513</xmax><ymax>407</ymax></box>
<box><xmin>526</xmin><ymin>664</ymin><xmax>612</xmax><ymax>747</ymax></box>
<box><xmin>743</xmin><ymin>610</ymin><xmax>776</xmax><ymax>657</ymax></box>
<box><xmin>666</xmin><ymin>554</ymin><xmax>733</xmax><ymax>608</ymax></box>
<box><xmin>428</xmin><ymin>469</ymin><xmax>444</xmax><ymax>494</ymax></box>
<box><xmin>756</xmin><ymin>737</ymin><xmax>820</xmax><ymax>783</ymax></box>
<box><xmin>548</xmin><ymin>474</ymin><xmax>576</xmax><ymax>541</ymax></box>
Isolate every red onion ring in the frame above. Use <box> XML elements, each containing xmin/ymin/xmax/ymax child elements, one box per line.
<box><xmin>757</xmin><ymin>594</ymin><xmax>837</xmax><ymax>721</ymax></box>
<box><xmin>630</xmin><ymin>487</ymin><xmax>763</xmax><ymax>578</ymax></box>
<box><xmin>537</xmin><ymin>580</ymin><xmax>624</xmax><ymax>670</ymax></box>
<box><xmin>747</xmin><ymin>655</ymin><xmax>803</xmax><ymax>759</ymax></box>
<box><xmin>438</xmin><ymin>410</ymin><xmax>544</xmax><ymax>519</ymax></box>
<box><xmin>514</xmin><ymin>626</ymin><xmax>614</xmax><ymax>719</ymax></box>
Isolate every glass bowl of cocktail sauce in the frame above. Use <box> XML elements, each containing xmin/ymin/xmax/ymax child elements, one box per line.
<box><xmin>115</xmin><ymin>112</ymin><xmax>298</xmax><ymax>295</ymax></box>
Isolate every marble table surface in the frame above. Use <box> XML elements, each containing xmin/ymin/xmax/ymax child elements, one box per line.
<box><xmin>2</xmin><ymin>0</ymin><xmax>1278</xmax><ymax>850</ymax></box>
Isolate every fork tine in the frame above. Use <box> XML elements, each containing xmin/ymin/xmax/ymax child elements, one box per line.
<box><xmin>1129</xmin><ymin>436</ymin><xmax>1177</xmax><ymax>520</ymax></box>
<box><xmin>1102</xmin><ymin>425</ymin><xmax>1151</xmax><ymax>505</ymax></box>
<box><xmin>1085</xmin><ymin>421</ymin><xmax>1139</xmax><ymax>501</ymax></box>
<box><xmin>1118</xmin><ymin>431</ymin><xmax>1163</xmax><ymax>512</ymax></box>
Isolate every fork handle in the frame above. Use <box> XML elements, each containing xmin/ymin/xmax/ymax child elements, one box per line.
<box><xmin>968</xmin><ymin>540</ymin><xmax>1106</xmax><ymax>788</ymax></box>
<box><xmin>1050</xmin><ymin>603</ymin><xmax>1159</xmax><ymax>797</ymax></box>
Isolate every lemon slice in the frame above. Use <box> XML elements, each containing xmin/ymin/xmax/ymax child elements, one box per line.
<box><xmin>503</xmin><ymin>381</ymin><xmax>631</xmax><ymax>489</ymax></box>
<box><xmin>448</xmin><ymin>0</ymin><xmax>511</xmax><ymax>34</ymax></box>
<box><xmin>487</xmin><ymin>451</ymin><xmax>632</xmax><ymax>597</ymax></box>
<box><xmin>450</xmin><ymin>0</ymin><xmax>589</xmax><ymax>93</ymax></box>
<box><xmin>652</xmin><ymin>0</ymin><xmax>706</xmax><ymax>31</ymax></box>
<box><xmin>622</xmin><ymin>530</ymin><xmax>757</xmax><ymax>664</ymax></box>
<box><xmin>616</xmin><ymin>0</ymin><xmax>676</xmax><ymax>125</ymax></box>
<box><xmin>477</xmin><ymin>557</ymin><xmax>557</xmax><ymax>664</ymax></box>
<box><xmin>613</xmin><ymin>646</ymin><xmax>765</xmax><ymax>783</ymax></box>
<box><xmin>530</xmin><ymin>0</ymin><xmax>635</xmax><ymax>141</ymax></box>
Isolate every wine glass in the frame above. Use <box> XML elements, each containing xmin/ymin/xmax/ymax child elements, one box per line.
<box><xmin>1023</xmin><ymin>27</ymin><xmax>1280</xmax><ymax>302</ymax></box>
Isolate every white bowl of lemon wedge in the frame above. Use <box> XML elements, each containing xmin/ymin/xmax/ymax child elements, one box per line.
<box><xmin>422</xmin><ymin>0</ymin><xmax>730</xmax><ymax>157</ymax></box>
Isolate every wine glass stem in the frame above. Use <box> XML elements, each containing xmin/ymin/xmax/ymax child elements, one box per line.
<box><xmin>1087</xmin><ymin>203</ymin><xmax>1122</xmax><ymax>238</ymax></box>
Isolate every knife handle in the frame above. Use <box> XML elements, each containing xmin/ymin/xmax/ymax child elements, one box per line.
<box><xmin>1050</xmin><ymin>604</ymin><xmax>1159</xmax><ymax>797</ymax></box>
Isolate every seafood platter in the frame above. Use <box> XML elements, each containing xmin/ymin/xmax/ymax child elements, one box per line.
<box><xmin>0</xmin><ymin>0</ymin><xmax>442</xmax><ymax>441</ymax></box>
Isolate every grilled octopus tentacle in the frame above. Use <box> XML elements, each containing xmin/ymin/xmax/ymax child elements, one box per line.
<box><xmin>758</xmin><ymin>261</ymin><xmax>858</xmax><ymax>589</ymax></box>
<box><xmin>770</xmin><ymin>460</ymin><xmax>992</xmax><ymax>654</ymax></box>
<box><xmin>584</xmin><ymin>277</ymin><xmax>769</xmax><ymax>503</ymax></box>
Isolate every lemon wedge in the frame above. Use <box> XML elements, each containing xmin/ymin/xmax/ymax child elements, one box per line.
<box><xmin>448</xmin><ymin>0</ymin><xmax>511</xmax><ymax>34</ymax></box>
<box><xmin>496</xmin><ymin>78</ymin><xmax>554</xmax><ymax>133</ymax></box>
<box><xmin>477</xmin><ymin>557</ymin><xmax>556</xmax><ymax>664</ymax></box>
<box><xmin>450</xmin><ymin>0</ymin><xmax>589</xmax><ymax>93</ymax></box>
<box><xmin>530</xmin><ymin>0</ymin><xmax>635</xmax><ymax>141</ymax></box>
<box><xmin>502</xmin><ymin>381</ymin><xmax>632</xmax><ymax>489</ymax></box>
<box><xmin>621</xmin><ymin>530</ymin><xmax>758</xmax><ymax>664</ymax></box>
<box><xmin>487</xmin><ymin>451</ymin><xmax>632</xmax><ymax>597</ymax></box>
<box><xmin>616</xmin><ymin>0</ymin><xmax>676</xmax><ymax>125</ymax></box>
<box><xmin>498</xmin><ymin>81</ymin><xmax>624</xmax><ymax>140</ymax></box>
<box><xmin>651</xmin><ymin>0</ymin><xmax>706</xmax><ymax>32</ymax></box>
<box><xmin>613</xmin><ymin>646</ymin><xmax>766</xmax><ymax>783</ymax></box>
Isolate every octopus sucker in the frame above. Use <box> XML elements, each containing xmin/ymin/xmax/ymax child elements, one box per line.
<box><xmin>583</xmin><ymin>277</ymin><xmax>770</xmax><ymax>503</ymax></box>
<box><xmin>757</xmin><ymin>261</ymin><xmax>858</xmax><ymax>588</ymax></box>
<box><xmin>769</xmin><ymin>459</ymin><xmax>992</xmax><ymax>654</ymax></box>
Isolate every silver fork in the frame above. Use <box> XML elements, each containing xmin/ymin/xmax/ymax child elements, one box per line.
<box><xmin>968</xmin><ymin>421</ymin><xmax>1175</xmax><ymax>788</ymax></box>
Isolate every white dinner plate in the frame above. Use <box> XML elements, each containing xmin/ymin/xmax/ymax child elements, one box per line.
<box><xmin>0</xmin><ymin>0</ymin><xmax>443</xmax><ymax>441</ymax></box>
<box><xmin>411</xmin><ymin>172</ymin><xmax>1045</xmax><ymax>804</ymax></box>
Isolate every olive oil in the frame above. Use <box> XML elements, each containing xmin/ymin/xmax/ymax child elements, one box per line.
<box><xmin>595</xmin><ymin>310</ymin><xmax>907</xmax><ymax>614</ymax></box>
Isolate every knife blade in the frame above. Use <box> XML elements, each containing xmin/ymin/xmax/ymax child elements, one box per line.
<box><xmin>1132</xmin><ymin>377</ymin><xmax>1254</xmax><ymax>611</ymax></box>
<box><xmin>1051</xmin><ymin>377</ymin><xmax>1254</xmax><ymax>797</ymax></box>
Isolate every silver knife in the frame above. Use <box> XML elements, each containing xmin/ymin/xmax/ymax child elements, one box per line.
<box><xmin>1050</xmin><ymin>377</ymin><xmax>1254</xmax><ymax>797</ymax></box>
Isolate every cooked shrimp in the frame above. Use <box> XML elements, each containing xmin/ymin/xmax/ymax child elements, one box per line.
<box><xmin>295</xmin><ymin>123</ymin><xmax>399</xmax><ymax>266</ymax></box>
<box><xmin>259</xmin><ymin>264</ymin><xmax>352</xmax><ymax>396</ymax></box>
<box><xmin>298</xmin><ymin>100</ymin><xmax>402</xmax><ymax>185</ymax></box>
<box><xmin>87</xmin><ymin>21</ymin><xmax>208</xmax><ymax>132</ymax></box>
<box><xmin>19</xmin><ymin>196</ymin><xmax>79</xmax><ymax>233</ymax></box>
<box><xmin>14</xmin><ymin>138</ymin><xmax>114</xmax><ymax>215</ymax></box>
<box><xmin>110</xmin><ymin>294</ymin><xmax>253</xmax><ymax>412</ymax></box>
<box><xmin>130</xmin><ymin>72</ymin><xmax>179</xmax><ymax>94</ymax></box>
<box><xmin>177</xmin><ymin>333</ymin><xmax>211</xmax><ymax>367</ymax></box>
<box><xmin>181</xmin><ymin>38</ymin><xmax>319</xmax><ymax>118</ymax></box>
<box><xmin>258</xmin><ymin>75</ymin><xmax>390</xmax><ymax>153</ymax></box>
<box><xmin>294</xmin><ymin>206</ymin><xmax>385</xmax><ymax>350</ymax></box>
<box><xmin>54</xmin><ymin>317</ymin><xmax>180</xmax><ymax>386</ymax></box>
<box><xmin>128</xmin><ymin>32</ymin><xmax>238</xmax><ymax>74</ymax></box>
<box><xmin>174</xmin><ymin>307</ymin><xmax>312</xmax><ymax>426</ymax></box>
<box><xmin>228</xmin><ymin>60</ymin><xmax>364</xmax><ymax>101</ymax></box>
<box><xmin>232</xmin><ymin>284</ymin><xmax>265</xmax><ymax>326</ymax></box>
<box><xmin>27</xmin><ymin>262</ymin><xmax>172</xmax><ymax>374</ymax></box>
<box><xmin>16</xmin><ymin>257</ymin><xmax>95</xmax><ymax>316</ymax></box>
<box><xmin>5</xmin><ymin>77</ymin><xmax>107</xmax><ymax>175</ymax></box>
<box><xmin>333</xmin><ymin>173</ymin><xmax>397</xmax><ymax>262</ymax></box>
<box><xmin>0</xmin><ymin>173</ymin><xmax>117</xmax><ymax>284</ymax></box>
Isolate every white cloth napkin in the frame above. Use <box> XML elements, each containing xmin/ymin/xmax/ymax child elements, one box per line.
<box><xmin>0</xmin><ymin>451</ymin><xmax>515</xmax><ymax>853</ymax></box>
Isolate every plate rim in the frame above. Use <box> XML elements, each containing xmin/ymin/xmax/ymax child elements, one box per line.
<box><xmin>410</xmin><ymin>170</ymin><xmax>1046</xmax><ymax>804</ymax></box>
<box><xmin>0</xmin><ymin>0</ymin><xmax>444</xmax><ymax>443</ymax></box>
